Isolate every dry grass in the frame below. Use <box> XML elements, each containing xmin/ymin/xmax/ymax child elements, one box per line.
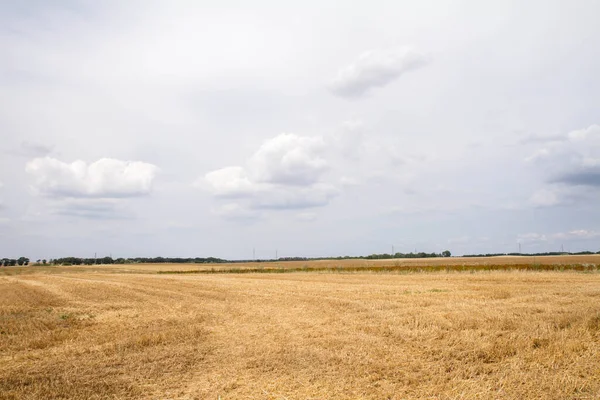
<box><xmin>1</xmin><ymin>269</ymin><xmax>600</xmax><ymax>399</ymax></box>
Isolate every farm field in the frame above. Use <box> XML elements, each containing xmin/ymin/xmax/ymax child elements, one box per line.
<box><xmin>3</xmin><ymin>254</ymin><xmax>599</xmax><ymax>275</ymax></box>
<box><xmin>1</xmin><ymin>266</ymin><xmax>600</xmax><ymax>399</ymax></box>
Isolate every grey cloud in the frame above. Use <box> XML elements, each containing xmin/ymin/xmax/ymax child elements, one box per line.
<box><xmin>329</xmin><ymin>46</ymin><xmax>429</xmax><ymax>98</ymax></box>
<box><xmin>526</xmin><ymin>125</ymin><xmax>600</xmax><ymax>202</ymax></box>
<box><xmin>552</xmin><ymin>169</ymin><xmax>600</xmax><ymax>187</ymax></box>
<box><xmin>20</xmin><ymin>141</ymin><xmax>53</xmax><ymax>157</ymax></box>
<box><xmin>7</xmin><ymin>141</ymin><xmax>54</xmax><ymax>158</ymax></box>
<box><xmin>53</xmin><ymin>199</ymin><xmax>131</xmax><ymax>220</ymax></box>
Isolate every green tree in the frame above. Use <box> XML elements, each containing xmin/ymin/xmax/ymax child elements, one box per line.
<box><xmin>442</xmin><ymin>250</ymin><xmax>451</xmax><ymax>257</ymax></box>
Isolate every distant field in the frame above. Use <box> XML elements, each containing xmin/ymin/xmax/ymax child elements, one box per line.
<box><xmin>1</xmin><ymin>267</ymin><xmax>600</xmax><ymax>399</ymax></box>
<box><xmin>3</xmin><ymin>254</ymin><xmax>598</xmax><ymax>275</ymax></box>
<box><xmin>110</xmin><ymin>254</ymin><xmax>600</xmax><ymax>272</ymax></box>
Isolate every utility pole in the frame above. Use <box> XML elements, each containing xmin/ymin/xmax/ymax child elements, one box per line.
<box><xmin>392</xmin><ymin>245</ymin><xmax>394</xmax><ymax>257</ymax></box>
<box><xmin>253</xmin><ymin>248</ymin><xmax>256</xmax><ymax>261</ymax></box>
<box><xmin>276</xmin><ymin>249</ymin><xmax>278</xmax><ymax>260</ymax></box>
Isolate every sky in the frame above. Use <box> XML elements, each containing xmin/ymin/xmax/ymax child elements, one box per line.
<box><xmin>1</xmin><ymin>0</ymin><xmax>600</xmax><ymax>260</ymax></box>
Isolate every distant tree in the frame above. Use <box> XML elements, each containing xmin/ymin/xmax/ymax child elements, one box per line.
<box><xmin>42</xmin><ymin>259</ymin><xmax>47</xmax><ymax>265</ymax></box>
<box><xmin>442</xmin><ymin>250</ymin><xmax>451</xmax><ymax>257</ymax></box>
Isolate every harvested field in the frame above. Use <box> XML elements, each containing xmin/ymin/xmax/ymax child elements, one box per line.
<box><xmin>3</xmin><ymin>254</ymin><xmax>599</xmax><ymax>275</ymax></box>
<box><xmin>1</xmin><ymin>267</ymin><xmax>600</xmax><ymax>399</ymax></box>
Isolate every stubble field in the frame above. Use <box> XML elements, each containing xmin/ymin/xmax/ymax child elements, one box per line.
<box><xmin>1</xmin><ymin>258</ymin><xmax>600</xmax><ymax>399</ymax></box>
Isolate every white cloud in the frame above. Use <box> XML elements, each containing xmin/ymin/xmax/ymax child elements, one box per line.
<box><xmin>249</xmin><ymin>133</ymin><xmax>328</xmax><ymax>185</ymax></box>
<box><xmin>329</xmin><ymin>46</ymin><xmax>429</xmax><ymax>97</ymax></box>
<box><xmin>203</xmin><ymin>166</ymin><xmax>256</xmax><ymax>198</ymax></box>
<box><xmin>567</xmin><ymin>125</ymin><xmax>600</xmax><ymax>141</ymax></box>
<box><xmin>202</xmin><ymin>133</ymin><xmax>337</xmax><ymax>216</ymax></box>
<box><xmin>26</xmin><ymin>157</ymin><xmax>159</xmax><ymax>198</ymax></box>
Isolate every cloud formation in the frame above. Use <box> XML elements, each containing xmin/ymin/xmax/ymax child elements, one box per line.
<box><xmin>249</xmin><ymin>133</ymin><xmax>328</xmax><ymax>185</ymax></box>
<box><xmin>329</xmin><ymin>46</ymin><xmax>429</xmax><ymax>98</ymax></box>
<box><xmin>518</xmin><ymin>229</ymin><xmax>600</xmax><ymax>243</ymax></box>
<box><xmin>204</xmin><ymin>167</ymin><xmax>255</xmax><ymax>198</ymax></box>
<box><xmin>526</xmin><ymin>125</ymin><xmax>600</xmax><ymax>173</ymax></box>
<box><xmin>554</xmin><ymin>170</ymin><xmax>600</xmax><ymax>187</ymax></box>
<box><xmin>202</xmin><ymin>133</ymin><xmax>337</xmax><ymax>215</ymax></box>
<box><xmin>526</xmin><ymin>125</ymin><xmax>600</xmax><ymax>205</ymax></box>
<box><xmin>26</xmin><ymin>157</ymin><xmax>159</xmax><ymax>198</ymax></box>
<box><xmin>54</xmin><ymin>199</ymin><xmax>128</xmax><ymax>220</ymax></box>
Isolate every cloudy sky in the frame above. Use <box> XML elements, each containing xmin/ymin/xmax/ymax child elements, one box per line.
<box><xmin>1</xmin><ymin>0</ymin><xmax>600</xmax><ymax>260</ymax></box>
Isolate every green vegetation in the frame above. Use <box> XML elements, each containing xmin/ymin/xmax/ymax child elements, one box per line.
<box><xmin>463</xmin><ymin>251</ymin><xmax>600</xmax><ymax>257</ymax></box>
<box><xmin>0</xmin><ymin>257</ymin><xmax>29</xmax><ymax>267</ymax></box>
<box><xmin>157</xmin><ymin>263</ymin><xmax>600</xmax><ymax>275</ymax></box>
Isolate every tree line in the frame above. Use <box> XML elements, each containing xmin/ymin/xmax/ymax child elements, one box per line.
<box><xmin>35</xmin><ymin>257</ymin><xmax>227</xmax><ymax>266</ymax></box>
<box><xmin>0</xmin><ymin>257</ymin><xmax>30</xmax><ymax>266</ymax></box>
<box><xmin>463</xmin><ymin>251</ymin><xmax>600</xmax><ymax>257</ymax></box>
<box><xmin>276</xmin><ymin>251</ymin><xmax>452</xmax><ymax>262</ymax></box>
